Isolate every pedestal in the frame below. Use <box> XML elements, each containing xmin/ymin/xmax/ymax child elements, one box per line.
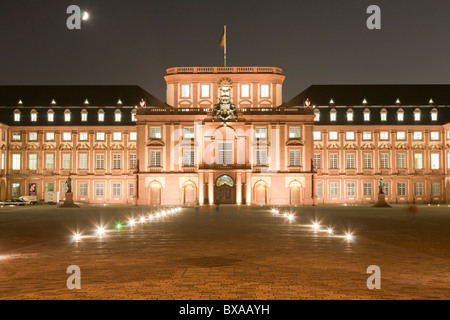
<box><xmin>372</xmin><ymin>193</ymin><xmax>391</xmax><ymax>207</ymax></box>
<box><xmin>58</xmin><ymin>192</ymin><xmax>80</xmax><ymax>208</ymax></box>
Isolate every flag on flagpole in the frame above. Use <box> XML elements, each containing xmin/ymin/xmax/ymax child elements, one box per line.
<box><xmin>220</xmin><ymin>29</ymin><xmax>226</xmax><ymax>47</ymax></box>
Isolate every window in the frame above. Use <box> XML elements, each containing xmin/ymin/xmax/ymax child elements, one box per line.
<box><xmin>414</xmin><ymin>109</ymin><xmax>421</xmax><ymax>121</ymax></box>
<box><xmin>316</xmin><ymin>183</ymin><xmax>322</xmax><ymax>196</ymax></box>
<box><xmin>181</xmin><ymin>85</ymin><xmax>190</xmax><ymax>98</ymax></box>
<box><xmin>431</xmin><ymin>154</ymin><xmax>439</xmax><ymax>169</ymax></box>
<box><xmin>113</xmin><ymin>132</ymin><xmax>122</xmax><ymax>141</ymax></box>
<box><xmin>363</xmin><ymin>109</ymin><xmax>370</xmax><ymax>121</ymax></box>
<box><xmin>397</xmin><ymin>132</ymin><xmax>406</xmax><ymax>141</ymax></box>
<box><xmin>431</xmin><ymin>108</ymin><xmax>438</xmax><ymax>121</ymax></box>
<box><xmin>98</xmin><ymin>110</ymin><xmax>105</xmax><ymax>122</ymax></box>
<box><xmin>64</xmin><ymin>109</ymin><xmax>71</xmax><ymax>122</ymax></box>
<box><xmin>260</xmin><ymin>85</ymin><xmax>269</xmax><ymax>98</ymax></box>
<box><xmin>96</xmin><ymin>183</ymin><xmax>104</xmax><ymax>197</ymax></box>
<box><xmin>131</xmin><ymin>109</ymin><xmax>137</xmax><ymax>122</ymax></box>
<box><xmin>201</xmin><ymin>85</ymin><xmax>210</xmax><ymax>98</ymax></box>
<box><xmin>129</xmin><ymin>183</ymin><xmax>134</xmax><ymax>197</ymax></box>
<box><xmin>430</xmin><ymin>132</ymin><xmax>439</xmax><ymax>141</ymax></box>
<box><xmin>289</xmin><ymin>127</ymin><xmax>301</xmax><ymax>139</ymax></box>
<box><xmin>1</xmin><ymin>153</ymin><xmax>4</xmax><ymax>170</ymax></box>
<box><xmin>414</xmin><ymin>154</ymin><xmax>423</xmax><ymax>169</ymax></box>
<box><xmin>382</xmin><ymin>183</ymin><xmax>389</xmax><ymax>196</ymax></box>
<box><xmin>397</xmin><ymin>154</ymin><xmax>406</xmax><ymax>169</ymax></box>
<box><xmin>218</xmin><ymin>143</ymin><xmax>233</xmax><ymax>164</ymax></box>
<box><xmin>150</xmin><ymin>150</ymin><xmax>162</xmax><ymax>167</ymax></box>
<box><xmin>62</xmin><ymin>154</ymin><xmax>71</xmax><ymax>170</ymax></box>
<box><xmin>364</xmin><ymin>183</ymin><xmax>372</xmax><ymax>196</ymax></box>
<box><xmin>28</xmin><ymin>132</ymin><xmax>37</xmax><ymax>141</ymax></box>
<box><xmin>14</xmin><ymin>109</ymin><xmax>20</xmax><ymax>122</ymax></box>
<box><xmin>80</xmin><ymin>132</ymin><xmax>88</xmax><ymax>141</ymax></box>
<box><xmin>79</xmin><ymin>183</ymin><xmax>88</xmax><ymax>197</ymax></box>
<box><xmin>12</xmin><ymin>133</ymin><xmax>21</xmax><ymax>141</ymax></box>
<box><xmin>46</xmin><ymin>132</ymin><xmax>55</xmax><ymax>141</ymax></box>
<box><xmin>314</xmin><ymin>109</ymin><xmax>320</xmax><ymax>121</ymax></box>
<box><xmin>12</xmin><ymin>154</ymin><xmax>21</xmax><ymax>170</ymax></box>
<box><xmin>330</xmin><ymin>182</ymin><xmax>339</xmax><ymax>196</ymax></box>
<box><xmin>96</xmin><ymin>132</ymin><xmax>105</xmax><ymax>141</ymax></box>
<box><xmin>129</xmin><ymin>154</ymin><xmax>137</xmax><ymax>169</ymax></box>
<box><xmin>79</xmin><ymin>154</ymin><xmax>88</xmax><ymax>170</ymax></box>
<box><xmin>313</xmin><ymin>131</ymin><xmax>322</xmax><ymax>141</ymax></box>
<box><xmin>398</xmin><ymin>183</ymin><xmax>406</xmax><ymax>196</ymax></box>
<box><xmin>183</xmin><ymin>150</ymin><xmax>195</xmax><ymax>167</ymax></box>
<box><xmin>414</xmin><ymin>183</ymin><xmax>423</xmax><ymax>196</ymax></box>
<box><xmin>184</xmin><ymin>127</ymin><xmax>195</xmax><ymax>140</ymax></box>
<box><xmin>397</xmin><ymin>109</ymin><xmax>404</xmax><ymax>121</ymax></box>
<box><xmin>113</xmin><ymin>154</ymin><xmax>121</xmax><ymax>169</ymax></box>
<box><xmin>330</xmin><ymin>109</ymin><xmax>337</xmax><ymax>121</ymax></box>
<box><xmin>346</xmin><ymin>132</ymin><xmax>355</xmax><ymax>140</ymax></box>
<box><xmin>346</xmin><ymin>109</ymin><xmax>353</xmax><ymax>121</ymax></box>
<box><xmin>63</xmin><ymin>132</ymin><xmax>72</xmax><ymax>141</ymax></box>
<box><xmin>363</xmin><ymin>132</ymin><xmax>372</xmax><ymax>140</ymax></box>
<box><xmin>241</xmin><ymin>84</ymin><xmax>250</xmax><ymax>98</ymax></box>
<box><xmin>432</xmin><ymin>183</ymin><xmax>440</xmax><ymax>196</ymax></box>
<box><xmin>313</xmin><ymin>154</ymin><xmax>321</xmax><ymax>169</ymax></box>
<box><xmin>255</xmin><ymin>150</ymin><xmax>267</xmax><ymax>166</ymax></box>
<box><xmin>129</xmin><ymin>132</ymin><xmax>137</xmax><ymax>141</ymax></box>
<box><xmin>380</xmin><ymin>131</ymin><xmax>389</xmax><ymax>140</ymax></box>
<box><xmin>329</xmin><ymin>131</ymin><xmax>338</xmax><ymax>141</ymax></box>
<box><xmin>47</xmin><ymin>110</ymin><xmax>54</xmax><ymax>122</ymax></box>
<box><xmin>30</xmin><ymin>109</ymin><xmax>37</xmax><ymax>122</ymax></box>
<box><xmin>46</xmin><ymin>154</ymin><xmax>54</xmax><ymax>170</ymax></box>
<box><xmin>81</xmin><ymin>109</ymin><xmax>88</xmax><ymax>122</ymax></box>
<box><xmin>45</xmin><ymin>183</ymin><xmax>54</xmax><ymax>192</ymax></box>
<box><xmin>329</xmin><ymin>153</ymin><xmax>338</xmax><ymax>169</ymax></box>
<box><xmin>346</xmin><ymin>153</ymin><xmax>355</xmax><ymax>169</ymax></box>
<box><xmin>413</xmin><ymin>132</ymin><xmax>422</xmax><ymax>140</ymax></box>
<box><xmin>380</xmin><ymin>109</ymin><xmax>387</xmax><ymax>121</ymax></box>
<box><xmin>115</xmin><ymin>109</ymin><xmax>121</xmax><ymax>122</ymax></box>
<box><xmin>29</xmin><ymin>154</ymin><xmax>37</xmax><ymax>170</ymax></box>
<box><xmin>112</xmin><ymin>183</ymin><xmax>121</xmax><ymax>197</ymax></box>
<box><xmin>150</xmin><ymin>127</ymin><xmax>161</xmax><ymax>139</ymax></box>
<box><xmin>380</xmin><ymin>154</ymin><xmax>389</xmax><ymax>169</ymax></box>
<box><xmin>255</xmin><ymin>127</ymin><xmax>267</xmax><ymax>139</ymax></box>
<box><xmin>347</xmin><ymin>183</ymin><xmax>355</xmax><ymax>196</ymax></box>
<box><xmin>12</xmin><ymin>183</ymin><xmax>20</xmax><ymax>197</ymax></box>
<box><xmin>289</xmin><ymin>150</ymin><xmax>301</xmax><ymax>167</ymax></box>
<box><xmin>96</xmin><ymin>154</ymin><xmax>105</xmax><ymax>169</ymax></box>
<box><xmin>363</xmin><ymin>153</ymin><xmax>372</xmax><ymax>169</ymax></box>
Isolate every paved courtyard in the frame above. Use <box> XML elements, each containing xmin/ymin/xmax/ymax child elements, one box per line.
<box><xmin>0</xmin><ymin>203</ymin><xmax>449</xmax><ymax>300</ymax></box>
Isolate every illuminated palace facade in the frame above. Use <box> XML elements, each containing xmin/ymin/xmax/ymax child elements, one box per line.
<box><xmin>0</xmin><ymin>67</ymin><xmax>449</xmax><ymax>205</ymax></box>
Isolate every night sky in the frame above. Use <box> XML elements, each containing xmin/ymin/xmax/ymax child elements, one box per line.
<box><xmin>0</xmin><ymin>0</ymin><xmax>449</xmax><ymax>102</ymax></box>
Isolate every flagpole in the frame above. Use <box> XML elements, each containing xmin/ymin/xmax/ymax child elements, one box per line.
<box><xmin>224</xmin><ymin>25</ymin><xmax>227</xmax><ymax>67</ymax></box>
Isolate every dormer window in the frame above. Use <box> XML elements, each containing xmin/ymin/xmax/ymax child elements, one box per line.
<box><xmin>363</xmin><ymin>108</ymin><xmax>370</xmax><ymax>121</ymax></box>
<box><xmin>30</xmin><ymin>109</ymin><xmax>37</xmax><ymax>122</ymax></box>
<box><xmin>380</xmin><ymin>108</ymin><xmax>387</xmax><ymax>121</ymax></box>
<box><xmin>397</xmin><ymin>108</ymin><xmax>404</xmax><ymax>121</ymax></box>
<box><xmin>64</xmin><ymin>109</ymin><xmax>71</xmax><ymax>122</ymax></box>
<box><xmin>81</xmin><ymin>109</ymin><xmax>88</xmax><ymax>122</ymax></box>
<box><xmin>346</xmin><ymin>109</ymin><xmax>354</xmax><ymax>121</ymax></box>
<box><xmin>115</xmin><ymin>109</ymin><xmax>122</xmax><ymax>122</ymax></box>
<box><xmin>330</xmin><ymin>108</ymin><xmax>337</xmax><ymax>121</ymax></box>
<box><xmin>414</xmin><ymin>108</ymin><xmax>421</xmax><ymax>121</ymax></box>
<box><xmin>47</xmin><ymin>109</ymin><xmax>54</xmax><ymax>122</ymax></box>
<box><xmin>131</xmin><ymin>109</ymin><xmax>137</xmax><ymax>122</ymax></box>
<box><xmin>431</xmin><ymin>108</ymin><xmax>438</xmax><ymax>121</ymax></box>
<box><xmin>98</xmin><ymin>109</ymin><xmax>105</xmax><ymax>122</ymax></box>
<box><xmin>14</xmin><ymin>109</ymin><xmax>21</xmax><ymax>122</ymax></box>
<box><xmin>314</xmin><ymin>109</ymin><xmax>320</xmax><ymax>121</ymax></box>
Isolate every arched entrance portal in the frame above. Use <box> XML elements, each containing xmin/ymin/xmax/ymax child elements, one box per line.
<box><xmin>254</xmin><ymin>181</ymin><xmax>267</xmax><ymax>205</ymax></box>
<box><xmin>184</xmin><ymin>181</ymin><xmax>197</xmax><ymax>205</ymax></box>
<box><xmin>215</xmin><ymin>175</ymin><xmax>236</xmax><ymax>204</ymax></box>
<box><xmin>289</xmin><ymin>181</ymin><xmax>302</xmax><ymax>205</ymax></box>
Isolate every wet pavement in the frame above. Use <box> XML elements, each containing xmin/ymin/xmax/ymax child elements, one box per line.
<box><xmin>0</xmin><ymin>204</ymin><xmax>449</xmax><ymax>300</ymax></box>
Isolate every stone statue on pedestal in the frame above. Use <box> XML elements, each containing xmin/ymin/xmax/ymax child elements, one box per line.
<box><xmin>66</xmin><ymin>175</ymin><xmax>72</xmax><ymax>193</ymax></box>
<box><xmin>378</xmin><ymin>177</ymin><xmax>385</xmax><ymax>194</ymax></box>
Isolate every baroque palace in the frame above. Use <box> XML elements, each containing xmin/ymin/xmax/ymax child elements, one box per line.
<box><xmin>0</xmin><ymin>66</ymin><xmax>449</xmax><ymax>205</ymax></box>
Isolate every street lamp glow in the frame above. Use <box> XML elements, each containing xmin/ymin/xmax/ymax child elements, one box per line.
<box><xmin>73</xmin><ymin>233</ymin><xmax>82</xmax><ymax>241</ymax></box>
<box><xmin>312</xmin><ymin>223</ymin><xmax>320</xmax><ymax>231</ymax></box>
<box><xmin>140</xmin><ymin>216</ymin><xmax>146</xmax><ymax>223</ymax></box>
<box><xmin>327</xmin><ymin>228</ymin><xmax>333</xmax><ymax>234</ymax></box>
<box><xmin>345</xmin><ymin>233</ymin><xmax>354</xmax><ymax>241</ymax></box>
<box><xmin>128</xmin><ymin>219</ymin><xmax>136</xmax><ymax>227</ymax></box>
<box><xmin>96</xmin><ymin>227</ymin><xmax>106</xmax><ymax>237</ymax></box>
<box><xmin>287</xmin><ymin>214</ymin><xmax>294</xmax><ymax>222</ymax></box>
<box><xmin>82</xmin><ymin>12</ymin><xmax>89</xmax><ymax>21</ymax></box>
